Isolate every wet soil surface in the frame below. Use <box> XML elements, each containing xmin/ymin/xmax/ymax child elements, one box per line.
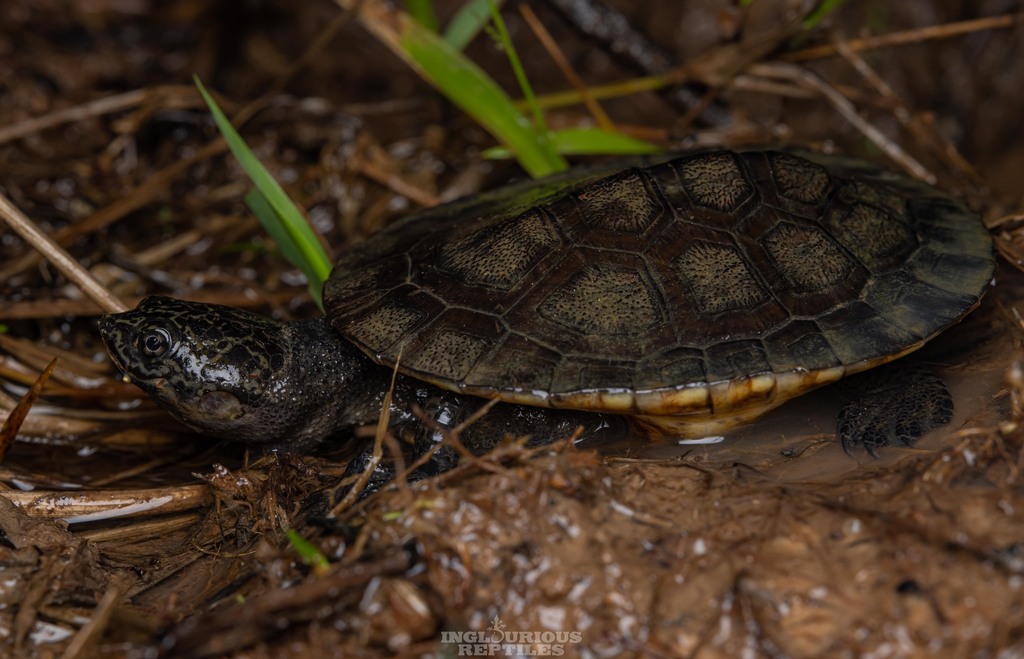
<box><xmin>1</xmin><ymin>1</ymin><xmax>1024</xmax><ymax>657</ymax></box>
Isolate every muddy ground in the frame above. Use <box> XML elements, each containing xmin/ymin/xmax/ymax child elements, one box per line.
<box><xmin>1</xmin><ymin>0</ymin><xmax>1024</xmax><ymax>657</ymax></box>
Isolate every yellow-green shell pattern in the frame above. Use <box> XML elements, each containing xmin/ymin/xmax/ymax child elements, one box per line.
<box><xmin>324</xmin><ymin>149</ymin><xmax>993</xmax><ymax>433</ymax></box>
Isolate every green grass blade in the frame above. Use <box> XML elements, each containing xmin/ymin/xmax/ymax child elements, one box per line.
<box><xmin>403</xmin><ymin>0</ymin><xmax>438</xmax><ymax>32</ymax></box>
<box><xmin>485</xmin><ymin>0</ymin><xmax>551</xmax><ymax>140</ymax></box>
<box><xmin>483</xmin><ymin>126</ymin><xmax>662</xmax><ymax>159</ymax></box>
<box><xmin>399</xmin><ymin>14</ymin><xmax>566</xmax><ymax>177</ymax></box>
<box><xmin>802</xmin><ymin>0</ymin><xmax>848</xmax><ymax>29</ymax></box>
<box><xmin>244</xmin><ymin>189</ymin><xmax>323</xmax><ymax>304</ymax></box>
<box><xmin>194</xmin><ymin>77</ymin><xmax>332</xmax><ymax>303</ymax></box>
<box><xmin>443</xmin><ymin>0</ymin><xmax>503</xmax><ymax>50</ymax></box>
<box><xmin>286</xmin><ymin>529</ymin><xmax>330</xmax><ymax>576</ymax></box>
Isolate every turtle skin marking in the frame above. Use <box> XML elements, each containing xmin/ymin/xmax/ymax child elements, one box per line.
<box><xmin>99</xmin><ymin>297</ymin><xmax>381</xmax><ymax>448</ymax></box>
<box><xmin>324</xmin><ymin>149</ymin><xmax>993</xmax><ymax>437</ymax></box>
<box><xmin>99</xmin><ymin>296</ymin><xmax>288</xmax><ymax>409</ymax></box>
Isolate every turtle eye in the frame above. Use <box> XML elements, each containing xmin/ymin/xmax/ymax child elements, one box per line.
<box><xmin>139</xmin><ymin>328</ymin><xmax>171</xmax><ymax>358</ymax></box>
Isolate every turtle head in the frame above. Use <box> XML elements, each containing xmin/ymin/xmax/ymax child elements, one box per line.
<box><xmin>99</xmin><ymin>296</ymin><xmax>293</xmax><ymax>442</ymax></box>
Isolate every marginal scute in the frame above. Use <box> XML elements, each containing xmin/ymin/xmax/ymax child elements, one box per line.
<box><xmin>458</xmin><ymin>332</ymin><xmax>562</xmax><ymax>394</ymax></box>
<box><xmin>762</xmin><ymin>319</ymin><xmax>842</xmax><ymax>372</ymax></box>
<box><xmin>706</xmin><ymin>339</ymin><xmax>772</xmax><ymax>382</ymax></box>
<box><xmin>578</xmin><ymin>362</ymin><xmax>638</xmax><ymax>394</ymax></box>
<box><xmin>816</xmin><ymin>301</ymin><xmax>920</xmax><ymax>364</ymax></box>
<box><xmin>326</xmin><ymin>148</ymin><xmax>993</xmax><ymax>425</ymax></box>
<box><xmin>910</xmin><ymin>250</ymin><xmax>992</xmax><ymax>299</ymax></box>
<box><xmin>490</xmin><ymin>347</ymin><xmax>557</xmax><ymax>392</ymax></box>
<box><xmin>643</xmin><ymin>347</ymin><xmax>706</xmax><ymax>389</ymax></box>
<box><xmin>862</xmin><ymin>272</ymin><xmax>975</xmax><ymax>339</ymax></box>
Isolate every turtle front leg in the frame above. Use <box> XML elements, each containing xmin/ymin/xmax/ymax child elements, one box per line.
<box><xmin>836</xmin><ymin>363</ymin><xmax>954</xmax><ymax>457</ymax></box>
<box><xmin>341</xmin><ymin>382</ymin><xmax>628</xmax><ymax>497</ymax></box>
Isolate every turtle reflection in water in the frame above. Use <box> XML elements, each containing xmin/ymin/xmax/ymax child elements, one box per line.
<box><xmin>99</xmin><ymin>149</ymin><xmax>994</xmax><ymax>475</ymax></box>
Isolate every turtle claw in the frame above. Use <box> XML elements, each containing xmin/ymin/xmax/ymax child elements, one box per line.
<box><xmin>837</xmin><ymin>365</ymin><xmax>953</xmax><ymax>456</ymax></box>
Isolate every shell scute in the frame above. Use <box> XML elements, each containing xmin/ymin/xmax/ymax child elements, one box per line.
<box><xmin>324</xmin><ymin>149</ymin><xmax>993</xmax><ymax>420</ymax></box>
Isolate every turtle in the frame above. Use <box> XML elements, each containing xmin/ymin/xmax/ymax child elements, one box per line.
<box><xmin>98</xmin><ymin>148</ymin><xmax>994</xmax><ymax>461</ymax></box>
